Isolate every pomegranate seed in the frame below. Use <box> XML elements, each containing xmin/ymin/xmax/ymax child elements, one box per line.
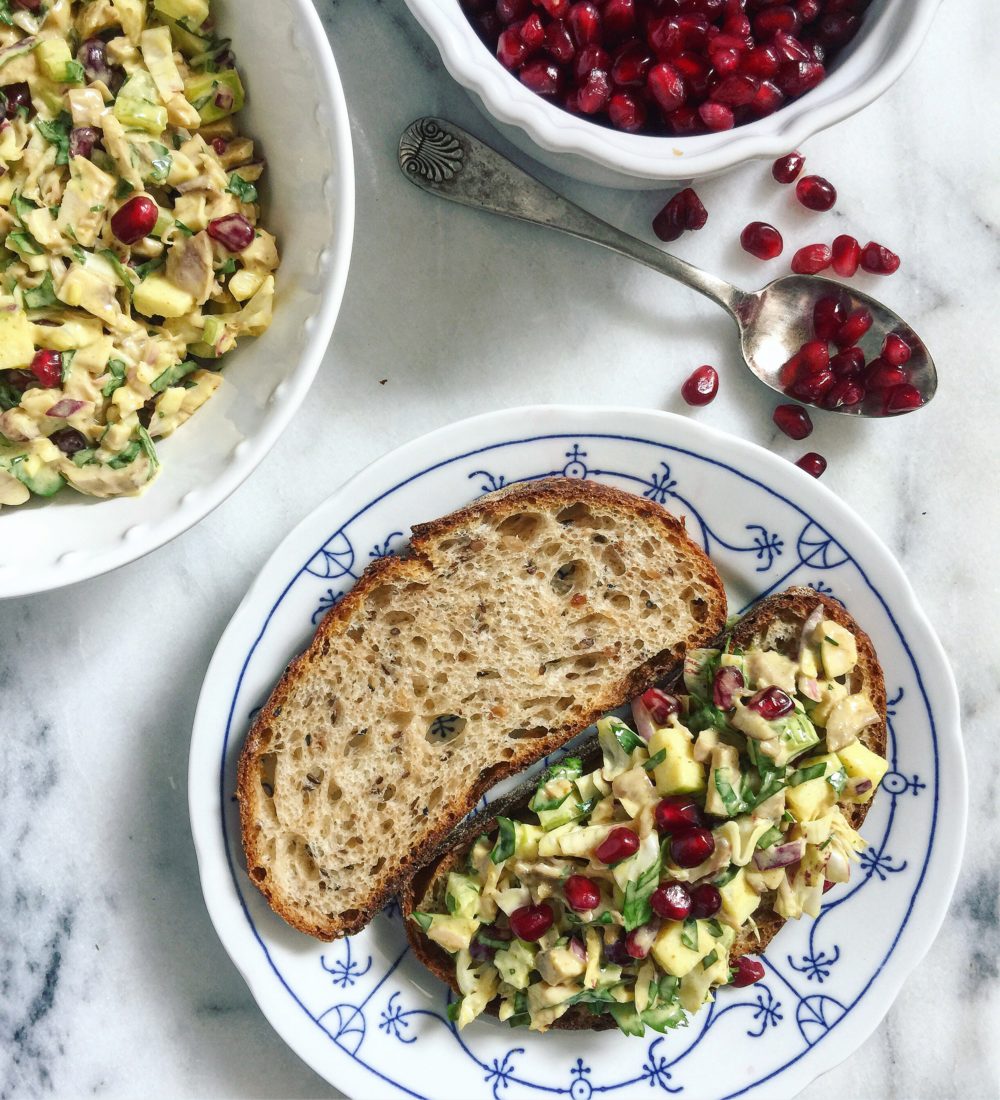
<box><xmin>884</xmin><ymin>384</ymin><xmax>923</xmax><ymax>414</ymax></box>
<box><xmin>779</xmin><ymin>350</ymin><xmax>804</xmax><ymax>388</ymax></box>
<box><xmin>748</xmin><ymin>686</ymin><xmax>795</xmax><ymax>719</ymax></box>
<box><xmin>519</xmin><ymin>59</ymin><xmax>562</xmax><ymax>94</ymax></box>
<box><xmin>750</xmin><ymin>80</ymin><xmax>785</xmax><ymax>115</ymax></box>
<box><xmin>641</xmin><ymin>687</ymin><xmax>679</xmax><ymax>724</ymax></box>
<box><xmin>795</xmin><ymin>174</ymin><xmax>837</xmax><ymax>211</ymax></box>
<box><xmin>651</xmin><ymin>882</ymin><xmax>692</xmax><ymax>921</ymax></box>
<box><xmin>860</xmin><ymin>241</ymin><xmax>900</xmax><ymax>275</ymax></box>
<box><xmin>795</xmin><ymin>451</ymin><xmax>827</xmax><ymax>478</ymax></box>
<box><xmin>834</xmin><ymin>306</ymin><xmax>872</xmax><ymax>349</ymax></box>
<box><xmin>798</xmin><ymin>0</ymin><xmax>822</xmax><ymax>22</ymax></box>
<box><xmin>791</xmin><ymin>243</ymin><xmax>832</xmax><ymax>274</ymax></box>
<box><xmin>711</xmin><ymin>73</ymin><xmax>759</xmax><ymax>106</ymax></box>
<box><xmin>625</xmin><ymin>927</ymin><xmax>653</xmax><ymax>959</ymax></box>
<box><xmin>773</xmin><ymin>29</ymin><xmax>811</xmax><ymax>62</ymax></box>
<box><xmin>545</xmin><ymin>19</ymin><xmax>576</xmax><ymax>61</ymax></box>
<box><xmin>812</xmin><ymin>295</ymin><xmax>845</xmax><ymax>340</ymax></box>
<box><xmin>731</xmin><ymin>956</ymin><xmax>765</xmax><ymax>987</ymax></box>
<box><xmin>509</xmin><ymin>903</ymin><xmax>555</xmax><ymax>941</ymax></box>
<box><xmin>564</xmin><ymin>874</ymin><xmax>602</xmax><ymax>911</ymax></box>
<box><xmin>608</xmin><ymin>90</ymin><xmax>646</xmax><ymax>130</ymax></box>
<box><xmin>823</xmin><ymin>878</ymin><xmax>836</xmax><ymax>893</ymax></box>
<box><xmin>212</xmin><ymin>136</ymin><xmax>228</xmax><ymax>155</ymax></box>
<box><xmin>830</xmin><ymin>346</ymin><xmax>864</xmax><ymax>379</ymax></box>
<box><xmin>497</xmin><ymin>26</ymin><xmax>530</xmax><ymax>67</ymax></box>
<box><xmin>577</xmin><ymin>67</ymin><xmax>612</xmax><ymax>112</ymax></box>
<box><xmin>496</xmin><ymin>0</ymin><xmax>531</xmax><ymax>23</ymax></box>
<box><xmin>647</xmin><ymin>61</ymin><xmax>686</xmax><ymax>112</ymax></box>
<box><xmin>698</xmin><ymin>101</ymin><xmax>735</xmax><ymax>130</ymax></box>
<box><xmin>688</xmin><ymin>883</ymin><xmax>722</xmax><ymax>919</ymax></box>
<box><xmin>740</xmin><ymin>221</ymin><xmax>783</xmax><ymax>260</ymax></box>
<box><xmin>831</xmin><ymin>233</ymin><xmax>860</xmax><ymax>277</ymax></box>
<box><xmin>709</xmin><ymin>46</ymin><xmax>741</xmax><ymax>74</ymax></box>
<box><xmin>789</xmin><ymin>368</ymin><xmax>833</xmax><ymax>403</ymax></box>
<box><xmin>568</xmin><ymin>1</ymin><xmax>602</xmax><ymax>45</ymax></box>
<box><xmin>754</xmin><ymin>6</ymin><xmax>801</xmax><ymax>37</ymax></box>
<box><xmin>2</xmin><ymin>81</ymin><xmax>31</xmax><ymax>118</ymax></box>
<box><xmin>773</xmin><ymin>403</ymin><xmax>813</xmax><ymax>439</ymax></box>
<box><xmin>799</xmin><ymin>339</ymin><xmax>830</xmax><ymax>374</ymax></box>
<box><xmin>111</xmin><ymin>195</ymin><xmax>158</xmax><ymax>245</ymax></box>
<box><xmin>655</xmin><ymin>796</ymin><xmax>703</xmax><ymax>834</ymax></box>
<box><xmin>611</xmin><ymin>41</ymin><xmax>653</xmax><ymax>86</ymax></box>
<box><xmin>712</xmin><ymin>665</ymin><xmax>744</xmax><ymax>709</ymax></box>
<box><xmin>881</xmin><ymin>332</ymin><xmax>912</xmax><ymax>367</ymax></box>
<box><xmin>681</xmin><ymin>364</ymin><xmax>719</xmax><ymax>406</ymax></box>
<box><xmin>777</xmin><ymin>58</ymin><xmax>825</xmax><ymax>96</ymax></box>
<box><xmin>865</xmin><ymin>359</ymin><xmax>906</xmax><ymax>392</ymax></box>
<box><xmin>670</xmin><ymin>826</ymin><xmax>715</xmax><ymax>868</ymax></box>
<box><xmin>520</xmin><ymin>12</ymin><xmax>546</xmax><ymax>48</ymax></box>
<box><xmin>574</xmin><ymin>43</ymin><xmax>609</xmax><ymax>79</ymax></box>
<box><xmin>817</xmin><ymin>11</ymin><xmax>858</xmax><ymax>44</ymax></box>
<box><xmin>540</xmin><ymin>0</ymin><xmax>569</xmax><ymax>15</ymax></box>
<box><xmin>594</xmin><ymin>826</ymin><xmax>640</xmax><ymax>865</ymax></box>
<box><xmin>29</xmin><ymin>349</ymin><xmax>62</xmax><ymax>388</ymax></box>
<box><xmin>742</xmin><ymin>44</ymin><xmax>781</xmax><ymax>80</ymax></box>
<box><xmin>653</xmin><ymin>187</ymin><xmax>707</xmax><ymax>241</ymax></box>
<box><xmin>207</xmin><ymin>213</ymin><xmax>255</xmax><ymax>252</ymax></box>
<box><xmin>603</xmin><ymin>0</ymin><xmax>636</xmax><ymax>41</ymax></box>
<box><xmin>822</xmin><ymin>377</ymin><xmax>864</xmax><ymax>409</ymax></box>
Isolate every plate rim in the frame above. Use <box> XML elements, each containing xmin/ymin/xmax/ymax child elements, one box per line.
<box><xmin>0</xmin><ymin>0</ymin><xmax>356</xmax><ymax>600</ymax></box>
<box><xmin>189</xmin><ymin>404</ymin><xmax>966</xmax><ymax>1100</ymax></box>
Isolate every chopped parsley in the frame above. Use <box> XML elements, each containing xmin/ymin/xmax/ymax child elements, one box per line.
<box><xmin>643</xmin><ymin>748</ymin><xmax>666</xmax><ymax>772</ymax></box>
<box><xmin>227</xmin><ymin>172</ymin><xmax>258</xmax><ymax>204</ymax></box>
<box><xmin>23</xmin><ymin>272</ymin><xmax>58</xmax><ymax>310</ymax></box>
<box><xmin>101</xmin><ymin>359</ymin><xmax>127</xmax><ymax>398</ymax></box>
<box><xmin>35</xmin><ymin>113</ymin><xmax>73</xmax><ymax>166</ymax></box>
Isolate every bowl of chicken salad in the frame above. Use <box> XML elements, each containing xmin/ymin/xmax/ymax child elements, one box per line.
<box><xmin>0</xmin><ymin>0</ymin><xmax>354</xmax><ymax>597</ymax></box>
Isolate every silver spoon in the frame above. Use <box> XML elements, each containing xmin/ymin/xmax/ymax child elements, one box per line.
<box><xmin>398</xmin><ymin>117</ymin><xmax>935</xmax><ymax>418</ymax></box>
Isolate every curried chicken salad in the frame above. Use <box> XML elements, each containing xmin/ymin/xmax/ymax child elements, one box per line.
<box><xmin>0</xmin><ymin>0</ymin><xmax>278</xmax><ymax>509</ymax></box>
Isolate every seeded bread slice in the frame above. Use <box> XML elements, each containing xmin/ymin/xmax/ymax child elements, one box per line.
<box><xmin>402</xmin><ymin>586</ymin><xmax>886</xmax><ymax>1028</ymax></box>
<box><xmin>238</xmin><ymin>477</ymin><xmax>727</xmax><ymax>940</ymax></box>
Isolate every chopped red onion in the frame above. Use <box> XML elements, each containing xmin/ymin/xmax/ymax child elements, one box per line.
<box><xmin>631</xmin><ymin>697</ymin><xmax>656</xmax><ymax>742</ymax></box>
<box><xmin>753</xmin><ymin>838</ymin><xmax>805</xmax><ymax>871</ymax></box>
<box><xmin>70</xmin><ymin>126</ymin><xmax>100</xmax><ymax>159</ymax></box>
<box><xmin>45</xmin><ymin>398</ymin><xmax>85</xmax><ymax>418</ymax></box>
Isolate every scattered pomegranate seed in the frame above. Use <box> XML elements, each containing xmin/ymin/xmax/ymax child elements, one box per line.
<box><xmin>772</xmin><ymin>150</ymin><xmax>805</xmax><ymax>184</ymax></box>
<box><xmin>740</xmin><ymin>221</ymin><xmax>783</xmax><ymax>260</ymax></box>
<box><xmin>773</xmin><ymin>403</ymin><xmax>813</xmax><ymax>439</ymax></box>
<box><xmin>881</xmin><ymin>332</ymin><xmax>912</xmax><ymax>367</ymax></box>
<box><xmin>884</xmin><ymin>383</ymin><xmax>923</xmax><ymax>414</ymax></box>
<box><xmin>681</xmin><ymin>364</ymin><xmax>719</xmax><ymax>406</ymax></box>
<box><xmin>641</xmin><ymin>687</ymin><xmax>679</xmax><ymax>724</ymax></box>
<box><xmin>830</xmin><ymin>347</ymin><xmax>865</xmax><ymax>378</ymax></box>
<box><xmin>795</xmin><ymin>174</ymin><xmax>837</xmax><ymax>211</ymax></box>
<box><xmin>688</xmin><ymin>883</ymin><xmax>722</xmax><ymax>919</ymax></box>
<box><xmin>564</xmin><ymin>874</ymin><xmax>602</xmax><ymax>911</ymax></box>
<box><xmin>655</xmin><ymin>796</ymin><xmax>703</xmax><ymax>834</ymax></box>
<box><xmin>712</xmin><ymin>665</ymin><xmax>744</xmax><ymax>709</ymax></box>
<box><xmin>29</xmin><ymin>349</ymin><xmax>62</xmax><ymax>388</ymax></box>
<box><xmin>731</xmin><ymin>956</ymin><xmax>766</xmax><ymax>987</ymax></box>
<box><xmin>207</xmin><ymin>213</ymin><xmax>255</xmax><ymax>252</ymax></box>
<box><xmin>509</xmin><ymin>903</ymin><xmax>555</xmax><ymax>941</ymax></box>
<box><xmin>791</xmin><ymin>243</ymin><xmax>832</xmax><ymax>274</ymax></box>
<box><xmin>831</xmin><ymin>233</ymin><xmax>861</xmax><ymax>277</ymax></box>
<box><xmin>796</xmin><ymin>451</ymin><xmax>828</xmax><ymax>477</ymax></box>
<box><xmin>670</xmin><ymin>826</ymin><xmax>715</xmax><ymax>868</ymax></box>
<box><xmin>748</xmin><ymin>686</ymin><xmax>794</xmax><ymax>719</ymax></box>
<box><xmin>651</xmin><ymin>882</ymin><xmax>692</xmax><ymax>921</ymax></box>
<box><xmin>594</xmin><ymin>826</ymin><xmax>639</xmax><ymax>865</ymax></box>
<box><xmin>834</xmin><ymin>306</ymin><xmax>873</xmax><ymax>349</ymax></box>
<box><xmin>860</xmin><ymin>241</ymin><xmax>900</xmax><ymax>275</ymax></box>
<box><xmin>110</xmin><ymin>195</ymin><xmax>158</xmax><ymax>245</ymax></box>
<box><xmin>652</xmin><ymin>187</ymin><xmax>707</xmax><ymax>242</ymax></box>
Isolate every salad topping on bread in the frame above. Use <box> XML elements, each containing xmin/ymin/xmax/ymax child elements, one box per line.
<box><xmin>405</xmin><ymin>589</ymin><xmax>888</xmax><ymax>1035</ymax></box>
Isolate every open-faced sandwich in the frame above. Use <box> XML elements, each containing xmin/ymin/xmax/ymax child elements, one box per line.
<box><xmin>401</xmin><ymin>588</ymin><xmax>889</xmax><ymax>1034</ymax></box>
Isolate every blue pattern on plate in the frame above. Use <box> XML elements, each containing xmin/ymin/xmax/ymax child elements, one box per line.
<box><xmin>218</xmin><ymin>431</ymin><xmax>940</xmax><ymax>1100</ymax></box>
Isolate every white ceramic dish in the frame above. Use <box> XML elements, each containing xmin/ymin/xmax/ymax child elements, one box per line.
<box><xmin>0</xmin><ymin>0</ymin><xmax>355</xmax><ymax>600</ymax></box>
<box><xmin>404</xmin><ymin>0</ymin><xmax>942</xmax><ymax>189</ymax></box>
<box><xmin>190</xmin><ymin>405</ymin><xmax>965</xmax><ymax>1100</ymax></box>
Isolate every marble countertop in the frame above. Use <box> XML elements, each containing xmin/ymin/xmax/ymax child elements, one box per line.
<box><xmin>2</xmin><ymin>2</ymin><xmax>997</xmax><ymax>1098</ymax></box>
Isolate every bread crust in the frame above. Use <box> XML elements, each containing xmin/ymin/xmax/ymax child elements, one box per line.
<box><xmin>237</xmin><ymin>477</ymin><xmax>727</xmax><ymax>940</ymax></box>
<box><xmin>402</xmin><ymin>585</ymin><xmax>887</xmax><ymax>1026</ymax></box>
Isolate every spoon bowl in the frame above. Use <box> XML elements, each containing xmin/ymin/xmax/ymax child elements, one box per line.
<box><xmin>399</xmin><ymin>117</ymin><xmax>937</xmax><ymax>419</ymax></box>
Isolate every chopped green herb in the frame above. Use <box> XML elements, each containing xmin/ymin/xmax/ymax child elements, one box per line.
<box><xmin>63</xmin><ymin>60</ymin><xmax>85</xmax><ymax>85</ymax></box>
<box><xmin>147</xmin><ymin>142</ymin><xmax>172</xmax><ymax>184</ymax></box>
<box><xmin>489</xmin><ymin>817</ymin><xmax>516</xmax><ymax>865</ymax></box>
<box><xmin>115</xmin><ymin>178</ymin><xmax>135</xmax><ymax>199</ymax></box>
<box><xmin>0</xmin><ymin>1</ymin><xmax>13</xmax><ymax>27</ymax></box>
<box><xmin>714</xmin><ymin>769</ymin><xmax>746</xmax><ymax>816</ymax></box>
<box><xmin>0</xmin><ymin>383</ymin><xmax>21</xmax><ymax>412</ymax></box>
<box><xmin>705</xmin><ymin>918</ymin><xmax>724</xmax><ymax>938</ymax></box>
<box><xmin>643</xmin><ymin>749</ymin><xmax>667</xmax><ymax>772</ymax></box>
<box><xmin>60</xmin><ymin>349</ymin><xmax>76</xmax><ymax>384</ymax></box>
<box><xmin>71</xmin><ymin>447</ymin><xmax>96</xmax><ymax>467</ymax></box>
<box><xmin>755</xmin><ymin>825</ymin><xmax>784</xmax><ymax>850</ymax></box>
<box><xmin>790</xmin><ymin>763</ymin><xmax>827</xmax><ymax>787</ymax></box>
<box><xmin>680</xmin><ymin>917</ymin><xmax>699</xmax><ymax>951</ymax></box>
<box><xmin>101</xmin><ymin>359</ymin><xmax>127</xmax><ymax>398</ymax></box>
<box><xmin>216</xmin><ymin>257</ymin><xmax>237</xmax><ymax>276</ymax></box>
<box><xmin>36</xmin><ymin>113</ymin><xmax>73</xmax><ymax>165</ymax></box>
<box><xmin>702</xmin><ymin>949</ymin><xmax>719</xmax><ymax>969</ymax></box>
<box><xmin>227</xmin><ymin>172</ymin><xmax>258</xmax><ymax>204</ymax></box>
<box><xmin>137</xmin><ymin>425</ymin><xmax>158</xmax><ymax>469</ymax></box>
<box><xmin>174</xmin><ymin>220</ymin><xmax>194</xmax><ymax>237</ymax></box>
<box><xmin>108</xmin><ymin>440</ymin><xmax>141</xmax><ymax>469</ymax></box>
<box><xmin>410</xmin><ymin>911</ymin><xmax>432</xmax><ymax>932</ymax></box>
<box><xmin>71</xmin><ymin>245</ymin><xmax>87</xmax><ymax>266</ymax></box>
<box><xmin>612</xmin><ymin>723</ymin><xmax>645</xmax><ymax>755</ymax></box>
<box><xmin>89</xmin><ymin>204</ymin><xmax>105</xmax><ymax>213</ymax></box>
<box><xmin>826</xmin><ymin>767</ymin><xmax>848</xmax><ymax>795</ymax></box>
<box><xmin>99</xmin><ymin>249</ymin><xmax>136</xmax><ymax>294</ymax></box>
<box><xmin>623</xmin><ymin>851</ymin><xmax>662</xmax><ymax>932</ymax></box>
<box><xmin>23</xmin><ymin>272</ymin><xmax>57</xmax><ymax>310</ymax></box>
<box><xmin>714</xmin><ymin>865</ymin><xmax>739</xmax><ymax>888</ymax></box>
<box><xmin>8</xmin><ymin>232</ymin><xmax>43</xmax><ymax>256</ymax></box>
<box><xmin>782</xmin><ymin>810</ymin><xmax>795</xmax><ymax>823</ymax></box>
<box><xmin>11</xmin><ymin>191</ymin><xmax>36</xmax><ymax>225</ymax></box>
<box><xmin>824</xmin><ymin>635</ymin><xmax>840</xmax><ymax>647</ymax></box>
<box><xmin>818</xmin><ymin>836</ymin><xmax>833</xmax><ymax>850</ymax></box>
<box><xmin>135</xmin><ymin>254</ymin><xmax>165</xmax><ymax>279</ymax></box>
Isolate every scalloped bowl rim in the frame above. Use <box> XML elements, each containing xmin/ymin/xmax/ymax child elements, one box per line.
<box><xmin>404</xmin><ymin>0</ymin><xmax>943</xmax><ymax>181</ymax></box>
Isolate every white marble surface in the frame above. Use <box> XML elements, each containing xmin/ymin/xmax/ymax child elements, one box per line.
<box><xmin>2</xmin><ymin>2</ymin><xmax>998</xmax><ymax>1098</ymax></box>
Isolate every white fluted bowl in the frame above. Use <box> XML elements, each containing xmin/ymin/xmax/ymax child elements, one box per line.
<box><xmin>404</xmin><ymin>0</ymin><xmax>941</xmax><ymax>189</ymax></box>
<box><xmin>0</xmin><ymin>0</ymin><xmax>354</xmax><ymax>599</ymax></box>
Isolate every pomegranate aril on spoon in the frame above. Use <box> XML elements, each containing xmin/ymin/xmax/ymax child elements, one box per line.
<box><xmin>681</xmin><ymin>364</ymin><xmax>719</xmax><ymax>406</ymax></box>
<box><xmin>812</xmin><ymin>295</ymin><xmax>844</xmax><ymax>340</ymax></box>
<box><xmin>830</xmin><ymin>347</ymin><xmax>864</xmax><ymax>379</ymax></box>
<box><xmin>834</xmin><ymin>306</ymin><xmax>873</xmax><ymax>349</ymax></box>
<box><xmin>884</xmin><ymin>383</ymin><xmax>923</xmax><ymax>414</ymax></box>
<box><xmin>881</xmin><ymin>332</ymin><xmax>912</xmax><ymax>366</ymax></box>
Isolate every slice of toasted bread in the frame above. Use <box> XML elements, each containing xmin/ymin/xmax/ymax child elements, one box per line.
<box><xmin>238</xmin><ymin>477</ymin><xmax>727</xmax><ymax>940</ymax></box>
<box><xmin>402</xmin><ymin>586</ymin><xmax>886</xmax><ymax>1027</ymax></box>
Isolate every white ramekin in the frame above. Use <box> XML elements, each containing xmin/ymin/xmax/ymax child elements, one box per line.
<box><xmin>404</xmin><ymin>0</ymin><xmax>942</xmax><ymax>189</ymax></box>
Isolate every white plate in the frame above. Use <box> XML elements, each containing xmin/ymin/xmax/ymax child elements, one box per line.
<box><xmin>189</xmin><ymin>406</ymin><xmax>965</xmax><ymax>1100</ymax></box>
<box><xmin>0</xmin><ymin>0</ymin><xmax>354</xmax><ymax>599</ymax></box>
